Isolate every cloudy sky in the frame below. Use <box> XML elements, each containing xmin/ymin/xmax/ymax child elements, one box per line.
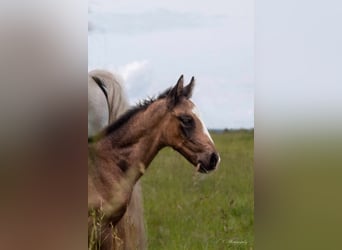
<box><xmin>88</xmin><ymin>0</ymin><xmax>254</xmax><ymax>129</ymax></box>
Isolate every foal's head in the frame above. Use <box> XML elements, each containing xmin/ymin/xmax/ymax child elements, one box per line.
<box><xmin>160</xmin><ymin>75</ymin><xmax>220</xmax><ymax>173</ymax></box>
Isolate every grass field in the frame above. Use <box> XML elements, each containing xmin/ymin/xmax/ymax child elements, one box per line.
<box><xmin>141</xmin><ymin>130</ymin><xmax>254</xmax><ymax>250</ymax></box>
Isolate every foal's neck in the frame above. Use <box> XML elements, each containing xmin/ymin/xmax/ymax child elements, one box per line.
<box><xmin>98</xmin><ymin>101</ymin><xmax>167</xmax><ymax>168</ymax></box>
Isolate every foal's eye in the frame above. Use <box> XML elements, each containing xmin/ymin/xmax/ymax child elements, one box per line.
<box><xmin>178</xmin><ymin>115</ymin><xmax>194</xmax><ymax>128</ymax></box>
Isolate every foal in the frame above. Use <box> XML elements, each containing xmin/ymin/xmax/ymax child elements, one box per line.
<box><xmin>88</xmin><ymin>75</ymin><xmax>220</xmax><ymax>249</ymax></box>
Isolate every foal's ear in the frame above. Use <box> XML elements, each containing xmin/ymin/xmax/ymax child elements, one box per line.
<box><xmin>167</xmin><ymin>75</ymin><xmax>184</xmax><ymax>108</ymax></box>
<box><xmin>183</xmin><ymin>76</ymin><xmax>195</xmax><ymax>99</ymax></box>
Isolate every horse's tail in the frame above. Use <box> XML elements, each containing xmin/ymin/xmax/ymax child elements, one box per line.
<box><xmin>89</xmin><ymin>69</ymin><xmax>130</xmax><ymax>123</ymax></box>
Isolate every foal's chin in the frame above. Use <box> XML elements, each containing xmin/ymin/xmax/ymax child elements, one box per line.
<box><xmin>195</xmin><ymin>161</ymin><xmax>216</xmax><ymax>174</ymax></box>
<box><xmin>177</xmin><ymin>149</ymin><xmax>220</xmax><ymax>174</ymax></box>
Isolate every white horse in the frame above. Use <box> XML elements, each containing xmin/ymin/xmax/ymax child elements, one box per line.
<box><xmin>88</xmin><ymin>70</ymin><xmax>129</xmax><ymax>136</ymax></box>
<box><xmin>88</xmin><ymin>69</ymin><xmax>146</xmax><ymax>249</ymax></box>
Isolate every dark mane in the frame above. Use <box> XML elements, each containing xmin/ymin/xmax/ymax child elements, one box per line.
<box><xmin>91</xmin><ymin>76</ymin><xmax>108</xmax><ymax>100</ymax></box>
<box><xmin>88</xmin><ymin>86</ymin><xmax>173</xmax><ymax>143</ymax></box>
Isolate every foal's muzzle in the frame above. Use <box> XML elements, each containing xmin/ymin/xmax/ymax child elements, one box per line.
<box><xmin>197</xmin><ymin>152</ymin><xmax>220</xmax><ymax>173</ymax></box>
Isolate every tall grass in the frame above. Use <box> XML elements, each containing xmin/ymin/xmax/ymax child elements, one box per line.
<box><xmin>142</xmin><ymin>130</ymin><xmax>254</xmax><ymax>249</ymax></box>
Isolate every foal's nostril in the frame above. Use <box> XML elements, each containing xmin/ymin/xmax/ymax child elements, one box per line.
<box><xmin>210</xmin><ymin>153</ymin><xmax>219</xmax><ymax>168</ymax></box>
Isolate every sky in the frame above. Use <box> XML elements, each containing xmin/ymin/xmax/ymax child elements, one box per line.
<box><xmin>88</xmin><ymin>0</ymin><xmax>254</xmax><ymax>129</ymax></box>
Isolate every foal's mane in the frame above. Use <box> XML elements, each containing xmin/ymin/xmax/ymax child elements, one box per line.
<box><xmin>88</xmin><ymin>86</ymin><xmax>173</xmax><ymax>143</ymax></box>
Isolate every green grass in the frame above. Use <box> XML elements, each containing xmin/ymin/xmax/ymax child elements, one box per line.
<box><xmin>142</xmin><ymin>130</ymin><xmax>254</xmax><ymax>250</ymax></box>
